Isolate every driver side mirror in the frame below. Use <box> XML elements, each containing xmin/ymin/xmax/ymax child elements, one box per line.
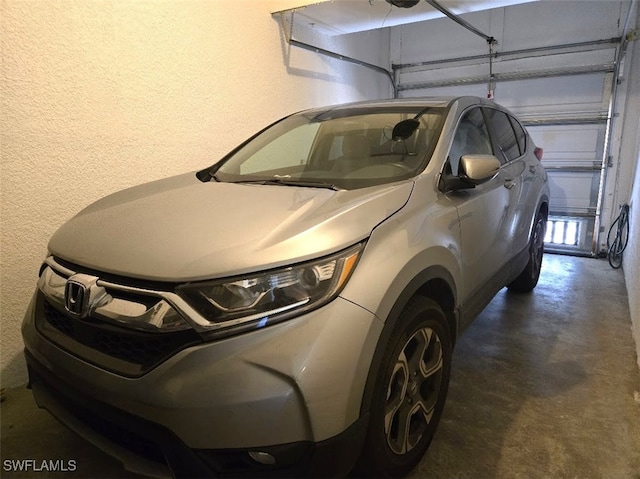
<box><xmin>459</xmin><ymin>154</ymin><xmax>501</xmax><ymax>184</ymax></box>
<box><xmin>439</xmin><ymin>154</ymin><xmax>501</xmax><ymax>192</ymax></box>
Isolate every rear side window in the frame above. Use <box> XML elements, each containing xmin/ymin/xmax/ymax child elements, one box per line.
<box><xmin>509</xmin><ymin>116</ymin><xmax>527</xmax><ymax>156</ymax></box>
<box><xmin>484</xmin><ymin>108</ymin><xmax>520</xmax><ymax>163</ymax></box>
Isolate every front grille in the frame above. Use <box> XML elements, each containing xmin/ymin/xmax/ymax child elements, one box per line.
<box><xmin>70</xmin><ymin>399</ymin><xmax>167</xmax><ymax>465</ymax></box>
<box><xmin>26</xmin><ymin>351</ymin><xmax>209</xmax><ymax>477</ymax></box>
<box><xmin>36</xmin><ymin>293</ymin><xmax>202</xmax><ymax>377</ymax></box>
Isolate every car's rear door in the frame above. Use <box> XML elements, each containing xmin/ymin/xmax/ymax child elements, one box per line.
<box><xmin>483</xmin><ymin>107</ymin><xmax>534</xmax><ymax>259</ymax></box>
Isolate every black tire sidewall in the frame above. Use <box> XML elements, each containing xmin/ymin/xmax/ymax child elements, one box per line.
<box><xmin>358</xmin><ymin>297</ymin><xmax>452</xmax><ymax>478</ymax></box>
<box><xmin>508</xmin><ymin>212</ymin><xmax>545</xmax><ymax>293</ymax></box>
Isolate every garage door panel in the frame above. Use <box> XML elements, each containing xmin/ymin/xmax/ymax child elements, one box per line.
<box><xmin>400</xmin><ymin>73</ymin><xmax>610</xmax><ymax>122</ymax></box>
<box><xmin>501</xmin><ymin>1</ymin><xmax>623</xmax><ymax>50</ymax></box>
<box><xmin>397</xmin><ymin>50</ymin><xmax>614</xmax><ymax>89</ymax></box>
<box><xmin>528</xmin><ymin>125</ymin><xmax>604</xmax><ymax>158</ymax></box>
<box><xmin>547</xmin><ymin>173</ymin><xmax>600</xmax><ymax>214</ymax></box>
<box><xmin>399</xmin><ymin>63</ymin><xmax>489</xmax><ymax>86</ymax></box>
<box><xmin>493</xmin><ymin>74</ymin><xmax>609</xmax><ymax>116</ymax></box>
<box><xmin>495</xmin><ymin>49</ymin><xmax>615</xmax><ymax>74</ymax></box>
<box><xmin>398</xmin><ymin>84</ymin><xmax>487</xmax><ymax>98</ymax></box>
<box><xmin>400</xmin><ymin>76</ymin><xmax>610</xmax><ymax>255</ymax></box>
<box><xmin>394</xmin><ymin>3</ymin><xmax>622</xmax><ymax>256</ymax></box>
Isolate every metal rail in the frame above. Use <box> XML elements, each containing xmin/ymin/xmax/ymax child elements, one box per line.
<box><xmin>398</xmin><ymin>63</ymin><xmax>615</xmax><ymax>91</ymax></box>
<box><xmin>592</xmin><ymin>0</ymin><xmax>636</xmax><ymax>254</ymax></box>
<box><xmin>424</xmin><ymin>0</ymin><xmax>495</xmax><ymax>44</ymax></box>
<box><xmin>520</xmin><ymin>117</ymin><xmax>608</xmax><ymax>127</ymax></box>
<box><xmin>393</xmin><ymin>38</ymin><xmax>621</xmax><ymax>71</ymax></box>
<box><xmin>277</xmin><ymin>11</ymin><xmax>397</xmax><ymax>96</ymax></box>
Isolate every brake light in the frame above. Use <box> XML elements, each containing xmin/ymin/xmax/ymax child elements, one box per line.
<box><xmin>534</xmin><ymin>147</ymin><xmax>543</xmax><ymax>161</ymax></box>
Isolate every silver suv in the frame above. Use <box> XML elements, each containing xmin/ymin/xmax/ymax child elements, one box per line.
<box><xmin>22</xmin><ymin>96</ymin><xmax>549</xmax><ymax>478</ymax></box>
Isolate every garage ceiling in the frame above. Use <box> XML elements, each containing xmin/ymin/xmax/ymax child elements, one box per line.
<box><xmin>273</xmin><ymin>0</ymin><xmax>540</xmax><ymax>36</ymax></box>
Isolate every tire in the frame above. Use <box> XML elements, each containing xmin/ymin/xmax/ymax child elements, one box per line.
<box><xmin>508</xmin><ymin>211</ymin><xmax>546</xmax><ymax>293</ymax></box>
<box><xmin>355</xmin><ymin>297</ymin><xmax>452</xmax><ymax>478</ymax></box>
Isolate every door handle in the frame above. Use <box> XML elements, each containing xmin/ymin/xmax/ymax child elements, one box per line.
<box><xmin>504</xmin><ymin>179</ymin><xmax>517</xmax><ymax>189</ymax></box>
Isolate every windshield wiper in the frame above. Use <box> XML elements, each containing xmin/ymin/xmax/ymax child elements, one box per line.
<box><xmin>233</xmin><ymin>178</ymin><xmax>341</xmax><ymax>190</ymax></box>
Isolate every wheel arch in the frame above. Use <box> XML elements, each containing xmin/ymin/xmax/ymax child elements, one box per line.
<box><xmin>535</xmin><ymin>199</ymin><xmax>549</xmax><ymax>243</ymax></box>
<box><xmin>524</xmin><ymin>198</ymin><xmax>549</xmax><ymax>247</ymax></box>
<box><xmin>359</xmin><ymin>265</ymin><xmax>458</xmax><ymax>419</ymax></box>
<box><xmin>535</xmin><ymin>199</ymin><xmax>549</xmax><ymax>240</ymax></box>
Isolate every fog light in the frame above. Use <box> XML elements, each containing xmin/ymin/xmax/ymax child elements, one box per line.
<box><xmin>248</xmin><ymin>451</ymin><xmax>276</xmax><ymax>465</ymax></box>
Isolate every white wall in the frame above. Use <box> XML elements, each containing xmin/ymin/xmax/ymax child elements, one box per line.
<box><xmin>0</xmin><ymin>0</ymin><xmax>391</xmax><ymax>388</ymax></box>
<box><xmin>621</xmin><ymin>6</ymin><xmax>640</xmax><ymax>368</ymax></box>
<box><xmin>626</xmin><ymin>123</ymin><xmax>640</xmax><ymax>368</ymax></box>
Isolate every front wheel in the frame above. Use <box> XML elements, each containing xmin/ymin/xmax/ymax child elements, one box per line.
<box><xmin>508</xmin><ymin>212</ymin><xmax>546</xmax><ymax>293</ymax></box>
<box><xmin>355</xmin><ymin>297</ymin><xmax>452</xmax><ymax>478</ymax></box>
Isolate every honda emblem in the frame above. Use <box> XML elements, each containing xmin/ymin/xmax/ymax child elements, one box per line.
<box><xmin>64</xmin><ymin>274</ymin><xmax>106</xmax><ymax>318</ymax></box>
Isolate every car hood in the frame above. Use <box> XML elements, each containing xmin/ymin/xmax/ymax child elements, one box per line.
<box><xmin>48</xmin><ymin>173</ymin><xmax>413</xmax><ymax>282</ymax></box>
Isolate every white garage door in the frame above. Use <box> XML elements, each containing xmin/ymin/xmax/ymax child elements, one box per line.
<box><xmin>396</xmin><ymin>41</ymin><xmax>619</xmax><ymax>255</ymax></box>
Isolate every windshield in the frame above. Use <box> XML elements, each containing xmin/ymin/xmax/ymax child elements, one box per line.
<box><xmin>211</xmin><ymin>107</ymin><xmax>445</xmax><ymax>190</ymax></box>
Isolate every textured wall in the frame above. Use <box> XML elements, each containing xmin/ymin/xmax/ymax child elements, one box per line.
<box><xmin>623</xmin><ymin>6</ymin><xmax>640</xmax><ymax>368</ymax></box>
<box><xmin>0</xmin><ymin>0</ymin><xmax>391</xmax><ymax>387</ymax></box>
<box><xmin>626</xmin><ymin>124</ymin><xmax>640</xmax><ymax>368</ymax></box>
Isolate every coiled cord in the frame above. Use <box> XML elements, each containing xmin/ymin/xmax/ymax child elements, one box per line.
<box><xmin>607</xmin><ymin>203</ymin><xmax>630</xmax><ymax>269</ymax></box>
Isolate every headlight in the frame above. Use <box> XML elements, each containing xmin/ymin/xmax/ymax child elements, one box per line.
<box><xmin>176</xmin><ymin>243</ymin><xmax>364</xmax><ymax>335</ymax></box>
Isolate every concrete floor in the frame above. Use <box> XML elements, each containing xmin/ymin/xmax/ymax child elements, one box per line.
<box><xmin>1</xmin><ymin>254</ymin><xmax>640</xmax><ymax>478</ymax></box>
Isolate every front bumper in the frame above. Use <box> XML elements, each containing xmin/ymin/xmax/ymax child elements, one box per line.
<box><xmin>22</xmin><ymin>294</ymin><xmax>382</xmax><ymax>477</ymax></box>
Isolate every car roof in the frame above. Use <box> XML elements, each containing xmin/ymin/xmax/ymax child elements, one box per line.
<box><xmin>302</xmin><ymin>96</ymin><xmax>496</xmax><ymax>117</ymax></box>
<box><xmin>329</xmin><ymin>97</ymin><xmax>455</xmax><ymax>109</ymax></box>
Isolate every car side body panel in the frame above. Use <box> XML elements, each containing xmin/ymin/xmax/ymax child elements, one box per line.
<box><xmin>340</xmin><ymin>174</ymin><xmax>462</xmax><ymax>326</ymax></box>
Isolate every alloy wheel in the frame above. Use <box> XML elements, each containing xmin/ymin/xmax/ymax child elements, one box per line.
<box><xmin>384</xmin><ymin>326</ymin><xmax>444</xmax><ymax>455</ymax></box>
